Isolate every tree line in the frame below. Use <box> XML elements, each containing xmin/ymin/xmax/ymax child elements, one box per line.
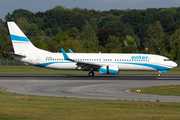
<box><xmin>1</xmin><ymin>6</ymin><xmax>180</xmax><ymax>61</ymax></box>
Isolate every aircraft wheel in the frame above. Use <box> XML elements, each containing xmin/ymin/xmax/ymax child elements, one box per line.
<box><xmin>88</xmin><ymin>71</ymin><xmax>94</xmax><ymax>77</ymax></box>
<box><xmin>158</xmin><ymin>73</ymin><xmax>161</xmax><ymax>77</ymax></box>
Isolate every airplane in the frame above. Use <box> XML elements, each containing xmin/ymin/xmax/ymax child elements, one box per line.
<box><xmin>7</xmin><ymin>21</ymin><xmax>177</xmax><ymax>76</ymax></box>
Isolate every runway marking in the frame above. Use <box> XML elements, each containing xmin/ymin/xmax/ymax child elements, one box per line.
<box><xmin>10</xmin><ymin>91</ymin><xmax>32</xmax><ymax>93</ymax></box>
<box><xmin>157</xmin><ymin>78</ymin><xmax>180</xmax><ymax>80</ymax></box>
<box><xmin>10</xmin><ymin>91</ymin><xmax>62</xmax><ymax>93</ymax></box>
<box><xmin>64</xmin><ymin>83</ymin><xmax>75</xmax><ymax>91</ymax></box>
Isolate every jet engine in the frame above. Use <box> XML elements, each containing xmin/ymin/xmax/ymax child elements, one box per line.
<box><xmin>99</xmin><ymin>66</ymin><xmax>119</xmax><ymax>74</ymax></box>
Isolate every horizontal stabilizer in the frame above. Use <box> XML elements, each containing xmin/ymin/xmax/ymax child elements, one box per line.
<box><xmin>3</xmin><ymin>51</ymin><xmax>26</xmax><ymax>57</ymax></box>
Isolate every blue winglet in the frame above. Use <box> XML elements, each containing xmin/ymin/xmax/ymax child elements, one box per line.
<box><xmin>61</xmin><ymin>48</ymin><xmax>70</xmax><ymax>60</ymax></box>
<box><xmin>69</xmin><ymin>48</ymin><xmax>73</xmax><ymax>53</ymax></box>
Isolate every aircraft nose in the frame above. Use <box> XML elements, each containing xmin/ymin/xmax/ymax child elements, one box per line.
<box><xmin>171</xmin><ymin>62</ymin><xmax>178</xmax><ymax>68</ymax></box>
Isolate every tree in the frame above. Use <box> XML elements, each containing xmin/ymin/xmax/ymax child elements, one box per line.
<box><xmin>169</xmin><ymin>49</ymin><xmax>176</xmax><ymax>60</ymax></box>
<box><xmin>6</xmin><ymin>9</ymin><xmax>35</xmax><ymax>23</ymax></box>
<box><xmin>80</xmin><ymin>25</ymin><xmax>98</xmax><ymax>46</ymax></box>
<box><xmin>122</xmin><ymin>23</ymin><xmax>135</xmax><ymax>37</ymax></box>
<box><xmin>106</xmin><ymin>36</ymin><xmax>122</xmax><ymax>53</ymax></box>
<box><xmin>27</xmin><ymin>23</ymin><xmax>38</xmax><ymax>37</ymax></box>
<box><xmin>50</xmin><ymin>27</ymin><xmax>61</xmax><ymax>36</ymax></box>
<box><xmin>5</xmin><ymin>12</ymin><xmax>12</xmax><ymax>21</ymax></box>
<box><xmin>96</xmin><ymin>28</ymin><xmax>118</xmax><ymax>47</ymax></box>
<box><xmin>98</xmin><ymin>17</ymin><xmax>111</xmax><ymax>29</ymax></box>
<box><xmin>0</xmin><ymin>24</ymin><xmax>10</xmax><ymax>47</ymax></box>
<box><xmin>160</xmin><ymin>15</ymin><xmax>174</xmax><ymax>32</ymax></box>
<box><xmin>0</xmin><ymin>19</ymin><xmax>3</xmax><ymax>24</ymax></box>
<box><xmin>121</xmin><ymin>45</ymin><xmax>138</xmax><ymax>53</ymax></box>
<box><xmin>167</xmin><ymin>20</ymin><xmax>180</xmax><ymax>35</ymax></box>
<box><xmin>44</xmin><ymin>36</ymin><xmax>58</xmax><ymax>52</ymax></box>
<box><xmin>52</xmin><ymin>31</ymin><xmax>72</xmax><ymax>45</ymax></box>
<box><xmin>125</xmin><ymin>35</ymin><xmax>134</xmax><ymax>45</ymax></box>
<box><xmin>16</xmin><ymin>17</ymin><xmax>30</xmax><ymax>35</ymax></box>
<box><xmin>67</xmin><ymin>27</ymin><xmax>80</xmax><ymax>39</ymax></box>
<box><xmin>81</xmin><ymin>40</ymin><xmax>98</xmax><ymax>53</ymax></box>
<box><xmin>104</xmin><ymin>20</ymin><xmax>124</xmax><ymax>36</ymax></box>
<box><xmin>0</xmin><ymin>40</ymin><xmax>3</xmax><ymax>57</ymax></box>
<box><xmin>44</xmin><ymin>8</ymin><xmax>73</xmax><ymax>31</ymax></box>
<box><xmin>2</xmin><ymin>46</ymin><xmax>14</xmax><ymax>58</ymax></box>
<box><xmin>34</xmin><ymin>40</ymin><xmax>48</xmax><ymax>51</ymax></box>
<box><xmin>63</xmin><ymin>40</ymin><xmax>83</xmax><ymax>52</ymax></box>
<box><xmin>169</xmin><ymin>28</ymin><xmax>180</xmax><ymax>55</ymax></box>
<box><xmin>143</xmin><ymin>21</ymin><xmax>164</xmax><ymax>53</ymax></box>
<box><xmin>69</xmin><ymin>13</ymin><xmax>86</xmax><ymax>32</ymax></box>
<box><xmin>98</xmin><ymin>14</ymin><xmax>119</xmax><ymax>29</ymax></box>
<box><xmin>88</xmin><ymin>18</ymin><xmax>98</xmax><ymax>31</ymax></box>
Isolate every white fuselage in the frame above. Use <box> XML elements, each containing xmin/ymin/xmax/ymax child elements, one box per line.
<box><xmin>14</xmin><ymin>52</ymin><xmax>177</xmax><ymax>71</ymax></box>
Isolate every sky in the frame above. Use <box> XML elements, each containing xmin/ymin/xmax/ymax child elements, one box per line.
<box><xmin>0</xmin><ymin>0</ymin><xmax>180</xmax><ymax>20</ymax></box>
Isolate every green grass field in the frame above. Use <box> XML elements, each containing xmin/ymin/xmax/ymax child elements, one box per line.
<box><xmin>1</xmin><ymin>91</ymin><xmax>180</xmax><ymax>120</ymax></box>
<box><xmin>131</xmin><ymin>85</ymin><xmax>180</xmax><ymax>96</ymax></box>
<box><xmin>0</xmin><ymin>66</ymin><xmax>180</xmax><ymax>74</ymax></box>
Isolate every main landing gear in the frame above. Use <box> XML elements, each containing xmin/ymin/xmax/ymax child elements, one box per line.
<box><xmin>88</xmin><ymin>71</ymin><xmax>94</xmax><ymax>77</ymax></box>
<box><xmin>158</xmin><ymin>71</ymin><xmax>161</xmax><ymax>77</ymax></box>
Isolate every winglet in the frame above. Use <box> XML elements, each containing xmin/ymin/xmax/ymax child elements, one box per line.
<box><xmin>61</xmin><ymin>48</ymin><xmax>70</xmax><ymax>60</ymax></box>
<box><xmin>69</xmin><ymin>48</ymin><xmax>73</xmax><ymax>53</ymax></box>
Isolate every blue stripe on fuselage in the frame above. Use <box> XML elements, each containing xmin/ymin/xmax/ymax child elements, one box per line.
<box><xmin>10</xmin><ymin>34</ymin><xmax>30</xmax><ymax>42</ymax></box>
<box><xmin>116</xmin><ymin>62</ymin><xmax>170</xmax><ymax>71</ymax></box>
<box><xmin>35</xmin><ymin>61</ymin><xmax>171</xmax><ymax>71</ymax></box>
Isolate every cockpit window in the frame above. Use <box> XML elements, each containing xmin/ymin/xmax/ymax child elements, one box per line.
<box><xmin>164</xmin><ymin>59</ymin><xmax>170</xmax><ymax>61</ymax></box>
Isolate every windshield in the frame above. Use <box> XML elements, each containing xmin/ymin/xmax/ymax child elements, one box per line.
<box><xmin>164</xmin><ymin>59</ymin><xmax>170</xmax><ymax>61</ymax></box>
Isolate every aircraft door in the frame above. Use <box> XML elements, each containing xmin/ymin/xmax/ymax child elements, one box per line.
<box><xmin>36</xmin><ymin>56</ymin><xmax>40</xmax><ymax>64</ymax></box>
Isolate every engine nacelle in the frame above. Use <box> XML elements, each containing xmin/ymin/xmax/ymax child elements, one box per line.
<box><xmin>99</xmin><ymin>66</ymin><xmax>119</xmax><ymax>74</ymax></box>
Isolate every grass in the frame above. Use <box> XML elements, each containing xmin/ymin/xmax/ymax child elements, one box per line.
<box><xmin>0</xmin><ymin>66</ymin><xmax>180</xmax><ymax>74</ymax></box>
<box><xmin>131</xmin><ymin>85</ymin><xmax>180</xmax><ymax>96</ymax></box>
<box><xmin>1</xmin><ymin>91</ymin><xmax>180</xmax><ymax>120</ymax></box>
<box><xmin>0</xmin><ymin>66</ymin><xmax>89</xmax><ymax>74</ymax></box>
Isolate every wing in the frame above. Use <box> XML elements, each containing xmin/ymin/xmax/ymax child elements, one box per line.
<box><xmin>61</xmin><ymin>48</ymin><xmax>102</xmax><ymax>71</ymax></box>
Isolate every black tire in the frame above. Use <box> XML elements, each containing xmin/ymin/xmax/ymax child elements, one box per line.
<box><xmin>88</xmin><ymin>71</ymin><xmax>94</xmax><ymax>77</ymax></box>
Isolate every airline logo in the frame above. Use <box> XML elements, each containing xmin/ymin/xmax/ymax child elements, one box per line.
<box><xmin>131</xmin><ymin>56</ymin><xmax>148</xmax><ymax>60</ymax></box>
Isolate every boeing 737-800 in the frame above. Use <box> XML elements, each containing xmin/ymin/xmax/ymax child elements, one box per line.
<box><xmin>7</xmin><ymin>22</ymin><xmax>177</xmax><ymax>76</ymax></box>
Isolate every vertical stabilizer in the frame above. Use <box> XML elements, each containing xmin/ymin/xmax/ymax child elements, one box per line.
<box><xmin>7</xmin><ymin>22</ymin><xmax>49</xmax><ymax>54</ymax></box>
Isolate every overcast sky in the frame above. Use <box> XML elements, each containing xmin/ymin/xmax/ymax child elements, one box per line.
<box><xmin>0</xmin><ymin>0</ymin><xmax>180</xmax><ymax>20</ymax></box>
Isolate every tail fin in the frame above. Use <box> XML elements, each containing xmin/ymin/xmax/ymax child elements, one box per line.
<box><xmin>7</xmin><ymin>22</ymin><xmax>50</xmax><ymax>54</ymax></box>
